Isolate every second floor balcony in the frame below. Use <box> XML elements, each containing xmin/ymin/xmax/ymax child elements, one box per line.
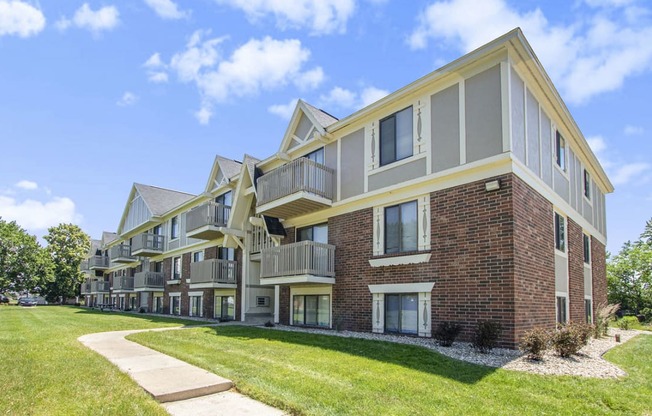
<box><xmin>186</xmin><ymin>202</ymin><xmax>231</xmax><ymax>240</ymax></box>
<box><xmin>256</xmin><ymin>157</ymin><xmax>335</xmax><ymax>219</ymax></box>
<box><xmin>189</xmin><ymin>259</ymin><xmax>238</xmax><ymax>288</ymax></box>
<box><xmin>110</xmin><ymin>244</ymin><xmax>135</xmax><ymax>263</ymax></box>
<box><xmin>260</xmin><ymin>241</ymin><xmax>336</xmax><ymax>285</ymax></box>
<box><xmin>131</xmin><ymin>233</ymin><xmax>165</xmax><ymax>257</ymax></box>
<box><xmin>81</xmin><ymin>281</ymin><xmax>91</xmax><ymax>295</ymax></box>
<box><xmin>113</xmin><ymin>276</ymin><xmax>134</xmax><ymax>292</ymax></box>
<box><xmin>89</xmin><ymin>255</ymin><xmax>109</xmax><ymax>271</ymax></box>
<box><xmin>90</xmin><ymin>280</ymin><xmax>110</xmax><ymax>293</ymax></box>
<box><xmin>134</xmin><ymin>271</ymin><xmax>165</xmax><ymax>291</ymax></box>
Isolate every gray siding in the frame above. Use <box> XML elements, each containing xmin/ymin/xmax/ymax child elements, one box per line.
<box><xmin>123</xmin><ymin>194</ymin><xmax>152</xmax><ymax>233</ymax></box>
<box><xmin>526</xmin><ymin>90</ymin><xmax>540</xmax><ymax>175</ymax></box>
<box><xmin>584</xmin><ymin>267</ymin><xmax>592</xmax><ymax>297</ymax></box>
<box><xmin>325</xmin><ymin>141</ymin><xmax>338</xmax><ymax>201</ymax></box>
<box><xmin>368</xmin><ymin>158</ymin><xmax>426</xmax><ymax>191</ymax></box>
<box><xmin>568</xmin><ymin>151</ymin><xmax>578</xmax><ymax>211</ymax></box>
<box><xmin>465</xmin><ymin>65</ymin><xmax>503</xmax><ymax>163</ymax></box>
<box><xmin>295</xmin><ymin>114</ymin><xmax>312</xmax><ymax>142</ymax></box>
<box><xmin>553</xmin><ymin>168</ymin><xmax>569</xmax><ymax>202</ymax></box>
<box><xmin>431</xmin><ymin>84</ymin><xmax>460</xmax><ymax>172</ymax></box>
<box><xmin>541</xmin><ymin>110</ymin><xmax>552</xmax><ymax>186</ymax></box>
<box><xmin>511</xmin><ymin>68</ymin><xmax>526</xmax><ymax>163</ymax></box>
<box><xmin>555</xmin><ymin>253</ymin><xmax>568</xmax><ymax>293</ymax></box>
<box><xmin>340</xmin><ymin>128</ymin><xmax>365</xmax><ymax>200</ymax></box>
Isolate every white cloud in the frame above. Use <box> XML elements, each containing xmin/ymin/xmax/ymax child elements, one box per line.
<box><xmin>144</xmin><ymin>0</ymin><xmax>190</xmax><ymax>20</ymax></box>
<box><xmin>0</xmin><ymin>195</ymin><xmax>82</xmax><ymax>231</ymax></box>
<box><xmin>170</xmin><ymin>30</ymin><xmax>226</xmax><ymax>82</ymax></box>
<box><xmin>0</xmin><ymin>0</ymin><xmax>45</xmax><ymax>38</ymax></box>
<box><xmin>624</xmin><ymin>124</ymin><xmax>644</xmax><ymax>135</ymax></box>
<box><xmin>611</xmin><ymin>162</ymin><xmax>651</xmax><ymax>185</ymax></box>
<box><xmin>359</xmin><ymin>86</ymin><xmax>389</xmax><ymax>107</ymax></box>
<box><xmin>294</xmin><ymin>67</ymin><xmax>325</xmax><ymax>90</ymax></box>
<box><xmin>586</xmin><ymin>135</ymin><xmax>607</xmax><ymax>154</ymax></box>
<box><xmin>268</xmin><ymin>98</ymin><xmax>298</xmax><ymax>119</ymax></box>
<box><xmin>148</xmin><ymin>71</ymin><xmax>169</xmax><ymax>83</ymax></box>
<box><xmin>144</xmin><ymin>52</ymin><xmax>164</xmax><ymax>68</ymax></box>
<box><xmin>117</xmin><ymin>91</ymin><xmax>138</xmax><ymax>106</ymax></box>
<box><xmin>15</xmin><ymin>180</ymin><xmax>37</xmax><ymax>190</ymax></box>
<box><xmin>408</xmin><ymin>0</ymin><xmax>652</xmax><ymax>105</ymax></box>
<box><xmin>320</xmin><ymin>85</ymin><xmax>389</xmax><ymax>110</ymax></box>
<box><xmin>57</xmin><ymin>3</ymin><xmax>120</xmax><ymax>34</ymax></box>
<box><xmin>215</xmin><ymin>0</ymin><xmax>355</xmax><ymax>35</ymax></box>
<box><xmin>144</xmin><ymin>52</ymin><xmax>170</xmax><ymax>83</ymax></box>
<box><xmin>195</xmin><ymin>106</ymin><xmax>213</xmax><ymax>125</ymax></box>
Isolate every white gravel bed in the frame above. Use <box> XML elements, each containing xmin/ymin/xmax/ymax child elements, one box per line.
<box><xmin>264</xmin><ymin>325</ymin><xmax>647</xmax><ymax>379</ymax></box>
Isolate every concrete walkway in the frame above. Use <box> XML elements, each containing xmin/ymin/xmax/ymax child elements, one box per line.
<box><xmin>78</xmin><ymin>327</ymin><xmax>284</xmax><ymax>416</ymax></box>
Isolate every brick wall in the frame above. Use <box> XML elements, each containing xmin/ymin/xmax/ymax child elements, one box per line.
<box><xmin>568</xmin><ymin>218</ymin><xmax>586</xmax><ymax>322</ymax></box>
<box><xmin>591</xmin><ymin>237</ymin><xmax>607</xmax><ymax>310</ymax></box>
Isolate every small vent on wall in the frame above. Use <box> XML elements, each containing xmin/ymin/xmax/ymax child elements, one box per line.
<box><xmin>256</xmin><ymin>296</ymin><xmax>270</xmax><ymax>307</ymax></box>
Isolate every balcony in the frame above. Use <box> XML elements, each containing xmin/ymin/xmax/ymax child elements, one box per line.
<box><xmin>90</xmin><ymin>280</ymin><xmax>110</xmax><ymax>293</ymax></box>
<box><xmin>260</xmin><ymin>241</ymin><xmax>336</xmax><ymax>285</ymax></box>
<box><xmin>134</xmin><ymin>271</ymin><xmax>165</xmax><ymax>291</ymax></box>
<box><xmin>186</xmin><ymin>202</ymin><xmax>232</xmax><ymax>240</ymax></box>
<box><xmin>110</xmin><ymin>244</ymin><xmax>135</xmax><ymax>263</ymax></box>
<box><xmin>89</xmin><ymin>255</ymin><xmax>109</xmax><ymax>271</ymax></box>
<box><xmin>113</xmin><ymin>276</ymin><xmax>134</xmax><ymax>292</ymax></box>
<box><xmin>256</xmin><ymin>157</ymin><xmax>334</xmax><ymax>218</ymax></box>
<box><xmin>81</xmin><ymin>281</ymin><xmax>91</xmax><ymax>295</ymax></box>
<box><xmin>131</xmin><ymin>233</ymin><xmax>165</xmax><ymax>257</ymax></box>
<box><xmin>189</xmin><ymin>259</ymin><xmax>238</xmax><ymax>289</ymax></box>
<box><xmin>80</xmin><ymin>260</ymin><xmax>90</xmax><ymax>273</ymax></box>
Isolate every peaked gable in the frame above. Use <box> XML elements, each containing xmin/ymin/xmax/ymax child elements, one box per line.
<box><xmin>278</xmin><ymin>100</ymin><xmax>338</xmax><ymax>154</ymax></box>
<box><xmin>228</xmin><ymin>154</ymin><xmax>260</xmax><ymax>231</ymax></box>
<box><xmin>203</xmin><ymin>155</ymin><xmax>242</xmax><ymax>194</ymax></box>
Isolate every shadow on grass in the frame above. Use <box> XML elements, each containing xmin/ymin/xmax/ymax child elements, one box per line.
<box><xmin>70</xmin><ymin>306</ymin><xmax>214</xmax><ymax>327</ymax></box>
<box><xmin>204</xmin><ymin>325</ymin><xmax>497</xmax><ymax>385</ymax></box>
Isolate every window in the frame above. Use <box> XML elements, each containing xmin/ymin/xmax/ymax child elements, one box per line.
<box><xmin>385</xmin><ymin>201</ymin><xmax>417</xmax><ymax>254</ymax></box>
<box><xmin>304</xmin><ymin>148</ymin><xmax>324</xmax><ymax>165</ymax></box>
<box><xmin>172</xmin><ymin>256</ymin><xmax>181</xmax><ymax>280</ymax></box>
<box><xmin>297</xmin><ymin>223</ymin><xmax>328</xmax><ymax>244</ymax></box>
<box><xmin>256</xmin><ymin>296</ymin><xmax>270</xmax><ymax>307</ymax></box>
<box><xmin>152</xmin><ymin>225</ymin><xmax>162</xmax><ymax>249</ymax></box>
<box><xmin>555</xmin><ymin>131</ymin><xmax>566</xmax><ymax>171</ymax></box>
<box><xmin>583</xmin><ymin>169</ymin><xmax>591</xmax><ymax>200</ymax></box>
<box><xmin>583</xmin><ymin>234</ymin><xmax>591</xmax><ymax>264</ymax></box>
<box><xmin>170</xmin><ymin>216</ymin><xmax>179</xmax><ymax>239</ymax></box>
<box><xmin>216</xmin><ymin>191</ymin><xmax>232</xmax><ymax>207</ymax></box>
<box><xmin>556</xmin><ymin>296</ymin><xmax>567</xmax><ymax>324</ymax></box>
<box><xmin>154</xmin><ymin>296</ymin><xmax>164</xmax><ymax>313</ymax></box>
<box><xmin>380</xmin><ymin>106</ymin><xmax>413</xmax><ymax>166</ymax></box>
<box><xmin>293</xmin><ymin>295</ymin><xmax>330</xmax><ymax>327</ymax></box>
<box><xmin>170</xmin><ymin>295</ymin><xmax>180</xmax><ymax>315</ymax></box>
<box><xmin>190</xmin><ymin>295</ymin><xmax>202</xmax><ymax>317</ymax></box>
<box><xmin>215</xmin><ymin>295</ymin><xmax>235</xmax><ymax>321</ymax></box>
<box><xmin>385</xmin><ymin>293</ymin><xmax>418</xmax><ymax>335</ymax></box>
<box><xmin>585</xmin><ymin>299</ymin><xmax>593</xmax><ymax>324</ymax></box>
<box><xmin>218</xmin><ymin>247</ymin><xmax>235</xmax><ymax>261</ymax></box>
<box><xmin>554</xmin><ymin>212</ymin><xmax>566</xmax><ymax>252</ymax></box>
<box><xmin>192</xmin><ymin>251</ymin><xmax>204</xmax><ymax>263</ymax></box>
<box><xmin>154</xmin><ymin>261</ymin><xmax>162</xmax><ymax>273</ymax></box>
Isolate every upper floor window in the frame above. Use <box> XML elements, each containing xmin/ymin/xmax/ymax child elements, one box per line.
<box><xmin>385</xmin><ymin>201</ymin><xmax>417</xmax><ymax>254</ymax></box>
<box><xmin>583</xmin><ymin>234</ymin><xmax>591</xmax><ymax>264</ymax></box>
<box><xmin>172</xmin><ymin>256</ymin><xmax>181</xmax><ymax>279</ymax></box>
<box><xmin>554</xmin><ymin>212</ymin><xmax>566</xmax><ymax>252</ymax></box>
<box><xmin>154</xmin><ymin>261</ymin><xmax>162</xmax><ymax>273</ymax></box>
<box><xmin>218</xmin><ymin>247</ymin><xmax>235</xmax><ymax>261</ymax></box>
<box><xmin>297</xmin><ymin>223</ymin><xmax>328</xmax><ymax>244</ymax></box>
<box><xmin>170</xmin><ymin>216</ymin><xmax>179</xmax><ymax>239</ymax></box>
<box><xmin>304</xmin><ymin>148</ymin><xmax>324</xmax><ymax>165</ymax></box>
<box><xmin>192</xmin><ymin>251</ymin><xmax>204</xmax><ymax>263</ymax></box>
<box><xmin>152</xmin><ymin>225</ymin><xmax>161</xmax><ymax>235</ymax></box>
<box><xmin>555</xmin><ymin>131</ymin><xmax>566</xmax><ymax>171</ymax></box>
<box><xmin>583</xmin><ymin>169</ymin><xmax>591</xmax><ymax>200</ymax></box>
<box><xmin>216</xmin><ymin>191</ymin><xmax>232</xmax><ymax>207</ymax></box>
<box><xmin>380</xmin><ymin>106</ymin><xmax>413</xmax><ymax>166</ymax></box>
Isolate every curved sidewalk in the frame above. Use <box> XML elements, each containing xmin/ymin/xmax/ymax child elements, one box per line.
<box><xmin>79</xmin><ymin>327</ymin><xmax>284</xmax><ymax>416</ymax></box>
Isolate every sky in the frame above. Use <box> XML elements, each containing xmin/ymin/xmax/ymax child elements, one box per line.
<box><xmin>0</xmin><ymin>0</ymin><xmax>651</xmax><ymax>255</ymax></box>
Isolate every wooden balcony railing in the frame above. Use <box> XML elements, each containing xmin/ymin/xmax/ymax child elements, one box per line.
<box><xmin>91</xmin><ymin>281</ymin><xmax>110</xmax><ymax>292</ymax></box>
<box><xmin>89</xmin><ymin>255</ymin><xmax>109</xmax><ymax>269</ymax></box>
<box><xmin>134</xmin><ymin>271</ymin><xmax>165</xmax><ymax>289</ymax></box>
<box><xmin>131</xmin><ymin>233</ymin><xmax>165</xmax><ymax>254</ymax></box>
<box><xmin>261</xmin><ymin>241</ymin><xmax>335</xmax><ymax>279</ymax></box>
<box><xmin>190</xmin><ymin>259</ymin><xmax>237</xmax><ymax>284</ymax></box>
<box><xmin>110</xmin><ymin>244</ymin><xmax>135</xmax><ymax>261</ymax></box>
<box><xmin>256</xmin><ymin>158</ymin><xmax>334</xmax><ymax>206</ymax></box>
<box><xmin>250</xmin><ymin>223</ymin><xmax>275</xmax><ymax>254</ymax></box>
<box><xmin>113</xmin><ymin>276</ymin><xmax>134</xmax><ymax>291</ymax></box>
<box><xmin>187</xmin><ymin>202</ymin><xmax>230</xmax><ymax>232</ymax></box>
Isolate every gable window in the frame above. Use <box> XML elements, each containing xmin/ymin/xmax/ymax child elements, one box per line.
<box><xmin>170</xmin><ymin>216</ymin><xmax>179</xmax><ymax>239</ymax></box>
<box><xmin>380</xmin><ymin>106</ymin><xmax>413</xmax><ymax>166</ymax></box>
<box><xmin>385</xmin><ymin>201</ymin><xmax>417</xmax><ymax>254</ymax></box>
<box><xmin>556</xmin><ymin>296</ymin><xmax>567</xmax><ymax>324</ymax></box>
<box><xmin>385</xmin><ymin>293</ymin><xmax>418</xmax><ymax>335</ymax></box>
<box><xmin>555</xmin><ymin>131</ymin><xmax>566</xmax><ymax>171</ymax></box>
<box><xmin>554</xmin><ymin>212</ymin><xmax>566</xmax><ymax>252</ymax></box>
<box><xmin>583</xmin><ymin>169</ymin><xmax>591</xmax><ymax>200</ymax></box>
<box><xmin>172</xmin><ymin>256</ymin><xmax>181</xmax><ymax>280</ymax></box>
<box><xmin>583</xmin><ymin>234</ymin><xmax>591</xmax><ymax>264</ymax></box>
<box><xmin>297</xmin><ymin>223</ymin><xmax>328</xmax><ymax>244</ymax></box>
<box><xmin>304</xmin><ymin>148</ymin><xmax>324</xmax><ymax>165</ymax></box>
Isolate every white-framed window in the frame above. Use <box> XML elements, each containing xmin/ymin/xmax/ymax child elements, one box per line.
<box><xmin>293</xmin><ymin>295</ymin><xmax>330</xmax><ymax>327</ymax></box>
<box><xmin>170</xmin><ymin>216</ymin><xmax>179</xmax><ymax>240</ymax></box>
<box><xmin>554</xmin><ymin>212</ymin><xmax>566</xmax><ymax>253</ymax></box>
<box><xmin>380</xmin><ymin>106</ymin><xmax>413</xmax><ymax>166</ymax></box>
<box><xmin>189</xmin><ymin>292</ymin><xmax>203</xmax><ymax>317</ymax></box>
<box><xmin>154</xmin><ymin>295</ymin><xmax>164</xmax><ymax>313</ymax></box>
<box><xmin>555</xmin><ymin>130</ymin><xmax>566</xmax><ymax>171</ymax></box>
<box><xmin>297</xmin><ymin>223</ymin><xmax>328</xmax><ymax>244</ymax></box>
<box><xmin>385</xmin><ymin>293</ymin><xmax>419</xmax><ymax>335</ymax></box>
<box><xmin>373</xmin><ymin>195</ymin><xmax>430</xmax><ymax>257</ymax></box>
<box><xmin>583</xmin><ymin>169</ymin><xmax>591</xmax><ymax>200</ymax></box>
<box><xmin>169</xmin><ymin>293</ymin><xmax>181</xmax><ymax>315</ymax></box>
<box><xmin>556</xmin><ymin>295</ymin><xmax>568</xmax><ymax>324</ymax></box>
<box><xmin>369</xmin><ymin>282</ymin><xmax>434</xmax><ymax>337</ymax></box>
<box><xmin>585</xmin><ymin>298</ymin><xmax>593</xmax><ymax>323</ymax></box>
<box><xmin>214</xmin><ymin>295</ymin><xmax>235</xmax><ymax>321</ymax></box>
<box><xmin>583</xmin><ymin>234</ymin><xmax>591</xmax><ymax>264</ymax></box>
<box><xmin>192</xmin><ymin>250</ymin><xmax>204</xmax><ymax>263</ymax></box>
<box><xmin>304</xmin><ymin>148</ymin><xmax>324</xmax><ymax>164</ymax></box>
<box><xmin>172</xmin><ymin>256</ymin><xmax>181</xmax><ymax>280</ymax></box>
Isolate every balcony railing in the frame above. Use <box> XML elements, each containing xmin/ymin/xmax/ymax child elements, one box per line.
<box><xmin>89</xmin><ymin>255</ymin><xmax>109</xmax><ymax>270</ymax></box>
<box><xmin>186</xmin><ymin>202</ymin><xmax>231</xmax><ymax>240</ymax></box>
<box><xmin>81</xmin><ymin>281</ymin><xmax>91</xmax><ymax>294</ymax></box>
<box><xmin>190</xmin><ymin>259</ymin><xmax>237</xmax><ymax>285</ymax></box>
<box><xmin>131</xmin><ymin>233</ymin><xmax>165</xmax><ymax>256</ymax></box>
<box><xmin>113</xmin><ymin>276</ymin><xmax>134</xmax><ymax>291</ymax></box>
<box><xmin>110</xmin><ymin>244</ymin><xmax>135</xmax><ymax>263</ymax></box>
<box><xmin>251</xmin><ymin>223</ymin><xmax>275</xmax><ymax>254</ymax></box>
<box><xmin>91</xmin><ymin>280</ymin><xmax>110</xmax><ymax>292</ymax></box>
<box><xmin>261</xmin><ymin>241</ymin><xmax>335</xmax><ymax>279</ymax></box>
<box><xmin>80</xmin><ymin>260</ymin><xmax>90</xmax><ymax>272</ymax></box>
<box><xmin>134</xmin><ymin>271</ymin><xmax>165</xmax><ymax>289</ymax></box>
<box><xmin>257</xmin><ymin>158</ymin><xmax>335</xmax><ymax>207</ymax></box>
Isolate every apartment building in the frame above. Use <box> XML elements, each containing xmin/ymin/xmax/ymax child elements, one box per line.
<box><xmin>82</xmin><ymin>28</ymin><xmax>612</xmax><ymax>347</ymax></box>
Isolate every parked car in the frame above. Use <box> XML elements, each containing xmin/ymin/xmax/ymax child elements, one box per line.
<box><xmin>0</xmin><ymin>295</ymin><xmax>9</xmax><ymax>304</ymax></box>
<box><xmin>18</xmin><ymin>297</ymin><xmax>38</xmax><ymax>307</ymax></box>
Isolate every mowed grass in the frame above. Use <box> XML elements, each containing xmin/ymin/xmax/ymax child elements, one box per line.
<box><xmin>129</xmin><ymin>326</ymin><xmax>652</xmax><ymax>416</ymax></box>
<box><xmin>0</xmin><ymin>306</ymin><xmax>206</xmax><ymax>415</ymax></box>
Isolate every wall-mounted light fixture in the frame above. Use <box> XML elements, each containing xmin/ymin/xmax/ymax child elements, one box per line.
<box><xmin>485</xmin><ymin>180</ymin><xmax>500</xmax><ymax>192</ymax></box>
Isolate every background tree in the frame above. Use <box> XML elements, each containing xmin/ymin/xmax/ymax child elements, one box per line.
<box><xmin>43</xmin><ymin>223</ymin><xmax>91</xmax><ymax>303</ymax></box>
<box><xmin>0</xmin><ymin>218</ymin><xmax>53</xmax><ymax>294</ymax></box>
<box><xmin>607</xmin><ymin>218</ymin><xmax>652</xmax><ymax>313</ymax></box>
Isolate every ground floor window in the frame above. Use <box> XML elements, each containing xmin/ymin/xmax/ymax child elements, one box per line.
<box><xmin>293</xmin><ymin>295</ymin><xmax>330</xmax><ymax>327</ymax></box>
<box><xmin>129</xmin><ymin>296</ymin><xmax>137</xmax><ymax>310</ymax></box>
<box><xmin>556</xmin><ymin>296</ymin><xmax>567</xmax><ymax>324</ymax></box>
<box><xmin>190</xmin><ymin>295</ymin><xmax>203</xmax><ymax>317</ymax></box>
<box><xmin>119</xmin><ymin>297</ymin><xmax>125</xmax><ymax>310</ymax></box>
<box><xmin>385</xmin><ymin>293</ymin><xmax>418</xmax><ymax>335</ymax></box>
<box><xmin>215</xmin><ymin>296</ymin><xmax>234</xmax><ymax>321</ymax></box>
<box><xmin>585</xmin><ymin>299</ymin><xmax>593</xmax><ymax>324</ymax></box>
<box><xmin>170</xmin><ymin>295</ymin><xmax>180</xmax><ymax>315</ymax></box>
<box><xmin>154</xmin><ymin>296</ymin><xmax>164</xmax><ymax>313</ymax></box>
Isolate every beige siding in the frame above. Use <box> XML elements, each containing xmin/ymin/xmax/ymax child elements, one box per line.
<box><xmin>465</xmin><ymin>64</ymin><xmax>503</xmax><ymax>163</ymax></box>
<box><xmin>526</xmin><ymin>90</ymin><xmax>540</xmax><ymax>175</ymax></box>
<box><xmin>511</xmin><ymin>67</ymin><xmax>526</xmax><ymax>163</ymax></box>
<box><xmin>555</xmin><ymin>253</ymin><xmax>568</xmax><ymax>293</ymax></box>
<box><xmin>431</xmin><ymin>83</ymin><xmax>460</xmax><ymax>172</ymax></box>
<box><xmin>368</xmin><ymin>158</ymin><xmax>426</xmax><ymax>191</ymax></box>
<box><xmin>340</xmin><ymin>128</ymin><xmax>365</xmax><ymax>200</ymax></box>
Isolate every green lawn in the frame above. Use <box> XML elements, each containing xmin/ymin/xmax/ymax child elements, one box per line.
<box><xmin>0</xmin><ymin>306</ymin><xmax>206</xmax><ymax>415</ymax></box>
<box><xmin>130</xmin><ymin>326</ymin><xmax>652</xmax><ymax>416</ymax></box>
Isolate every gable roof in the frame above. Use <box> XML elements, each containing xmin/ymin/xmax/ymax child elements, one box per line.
<box><xmin>302</xmin><ymin>101</ymin><xmax>338</xmax><ymax>129</ymax></box>
<box><xmin>203</xmin><ymin>155</ymin><xmax>242</xmax><ymax>193</ymax></box>
<box><xmin>101</xmin><ymin>231</ymin><xmax>117</xmax><ymax>246</ymax></box>
<box><xmin>277</xmin><ymin>100</ymin><xmax>338</xmax><ymax>155</ymax></box>
<box><xmin>227</xmin><ymin>154</ymin><xmax>261</xmax><ymax>230</ymax></box>
<box><xmin>134</xmin><ymin>183</ymin><xmax>195</xmax><ymax>216</ymax></box>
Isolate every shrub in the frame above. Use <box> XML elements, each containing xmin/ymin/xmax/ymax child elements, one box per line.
<box><xmin>434</xmin><ymin>322</ymin><xmax>462</xmax><ymax>347</ymax></box>
<box><xmin>472</xmin><ymin>321</ymin><xmax>502</xmax><ymax>353</ymax></box>
<box><xmin>594</xmin><ymin>303</ymin><xmax>620</xmax><ymax>338</ymax></box>
<box><xmin>519</xmin><ymin>328</ymin><xmax>550</xmax><ymax>360</ymax></box>
<box><xmin>571</xmin><ymin>322</ymin><xmax>594</xmax><ymax>346</ymax></box>
<box><xmin>640</xmin><ymin>307</ymin><xmax>652</xmax><ymax>323</ymax></box>
<box><xmin>264</xmin><ymin>320</ymin><xmax>275</xmax><ymax>327</ymax></box>
<box><xmin>617</xmin><ymin>316</ymin><xmax>638</xmax><ymax>330</ymax></box>
<box><xmin>551</xmin><ymin>323</ymin><xmax>587</xmax><ymax>358</ymax></box>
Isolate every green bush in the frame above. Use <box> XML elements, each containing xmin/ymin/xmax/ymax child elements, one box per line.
<box><xmin>617</xmin><ymin>316</ymin><xmax>638</xmax><ymax>330</ymax></box>
<box><xmin>472</xmin><ymin>321</ymin><xmax>502</xmax><ymax>353</ymax></box>
<box><xmin>519</xmin><ymin>328</ymin><xmax>550</xmax><ymax>360</ymax></box>
<box><xmin>640</xmin><ymin>308</ymin><xmax>652</xmax><ymax>323</ymax></box>
<box><xmin>551</xmin><ymin>323</ymin><xmax>587</xmax><ymax>358</ymax></box>
<box><xmin>433</xmin><ymin>322</ymin><xmax>462</xmax><ymax>347</ymax></box>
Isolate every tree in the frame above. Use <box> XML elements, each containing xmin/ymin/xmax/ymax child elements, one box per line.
<box><xmin>607</xmin><ymin>218</ymin><xmax>652</xmax><ymax>313</ymax></box>
<box><xmin>0</xmin><ymin>218</ymin><xmax>53</xmax><ymax>294</ymax></box>
<box><xmin>43</xmin><ymin>223</ymin><xmax>91</xmax><ymax>303</ymax></box>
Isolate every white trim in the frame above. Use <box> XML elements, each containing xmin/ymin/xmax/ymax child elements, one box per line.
<box><xmin>166</xmin><ymin>279</ymin><xmax>180</xmax><ymax>285</ymax></box>
<box><xmin>369</xmin><ymin>282</ymin><xmax>435</xmax><ymax>294</ymax></box>
<box><xmin>260</xmin><ymin>275</ymin><xmax>335</xmax><ymax>286</ymax></box>
<box><xmin>336</xmin><ymin>138</ymin><xmax>342</xmax><ymax>201</ymax></box>
<box><xmin>369</xmin><ymin>253</ymin><xmax>431</xmax><ymax>267</ymax></box>
<box><xmin>553</xmin><ymin>210</ymin><xmax>567</xmax><ymax>256</ymax></box>
<box><xmin>190</xmin><ymin>283</ymin><xmax>237</xmax><ymax>290</ymax></box>
<box><xmin>256</xmin><ymin>192</ymin><xmax>332</xmax><ymax>215</ymax></box>
<box><xmin>274</xmin><ymin>285</ymin><xmax>280</xmax><ymax>323</ymax></box>
<box><xmin>189</xmin><ymin>292</ymin><xmax>203</xmax><ymax>317</ymax></box>
<box><xmin>368</xmin><ymin>283</ymin><xmax>434</xmax><ymax>337</ymax></box>
<box><xmin>188</xmin><ymin>291</ymin><xmax>204</xmax><ymax>297</ymax></box>
<box><xmin>500</xmin><ymin>61</ymin><xmax>511</xmax><ymax>154</ymax></box>
<box><xmin>459</xmin><ymin>80</ymin><xmax>466</xmax><ymax>165</ymax></box>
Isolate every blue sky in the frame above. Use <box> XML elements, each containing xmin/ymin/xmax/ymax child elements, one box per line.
<box><xmin>0</xmin><ymin>0</ymin><xmax>650</xmax><ymax>255</ymax></box>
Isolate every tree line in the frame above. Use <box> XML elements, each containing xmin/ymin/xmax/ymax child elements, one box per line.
<box><xmin>0</xmin><ymin>217</ymin><xmax>90</xmax><ymax>303</ymax></box>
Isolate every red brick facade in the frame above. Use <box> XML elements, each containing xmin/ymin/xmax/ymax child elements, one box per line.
<box><xmin>591</xmin><ymin>237</ymin><xmax>608</xmax><ymax>310</ymax></box>
<box><xmin>568</xmin><ymin>219</ymin><xmax>586</xmax><ymax>322</ymax></box>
